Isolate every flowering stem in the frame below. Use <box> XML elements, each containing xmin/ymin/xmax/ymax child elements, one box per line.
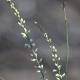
<box><xmin>6</xmin><ymin>0</ymin><xmax>46</xmax><ymax>80</ymax></box>
<box><xmin>35</xmin><ymin>22</ymin><xmax>65</xmax><ymax>80</ymax></box>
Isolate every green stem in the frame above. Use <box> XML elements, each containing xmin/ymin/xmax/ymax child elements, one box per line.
<box><xmin>62</xmin><ymin>0</ymin><xmax>69</xmax><ymax>80</ymax></box>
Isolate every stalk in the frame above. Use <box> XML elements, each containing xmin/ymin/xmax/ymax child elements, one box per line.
<box><xmin>61</xmin><ymin>0</ymin><xmax>69</xmax><ymax>80</ymax></box>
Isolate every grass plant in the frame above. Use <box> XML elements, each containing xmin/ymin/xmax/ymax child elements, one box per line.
<box><xmin>0</xmin><ymin>0</ymin><xmax>69</xmax><ymax>80</ymax></box>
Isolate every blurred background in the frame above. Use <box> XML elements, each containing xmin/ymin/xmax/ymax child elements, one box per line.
<box><xmin>0</xmin><ymin>0</ymin><xmax>80</xmax><ymax>80</ymax></box>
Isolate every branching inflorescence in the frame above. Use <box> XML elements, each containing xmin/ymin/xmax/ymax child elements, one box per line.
<box><xmin>7</xmin><ymin>0</ymin><xmax>47</xmax><ymax>80</ymax></box>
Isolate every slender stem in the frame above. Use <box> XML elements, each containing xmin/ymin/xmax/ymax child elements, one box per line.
<box><xmin>61</xmin><ymin>0</ymin><xmax>69</xmax><ymax>80</ymax></box>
